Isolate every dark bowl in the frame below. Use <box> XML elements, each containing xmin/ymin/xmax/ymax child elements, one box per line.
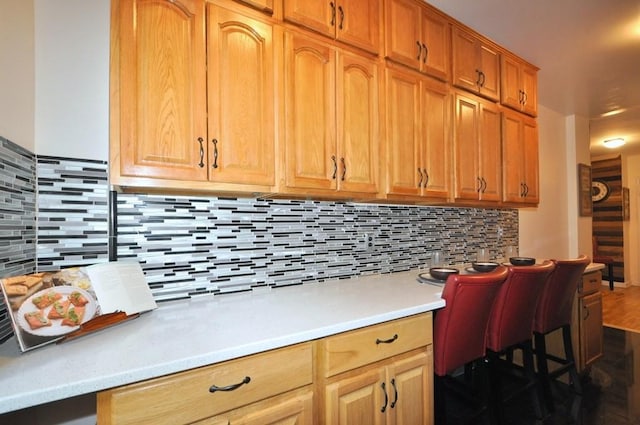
<box><xmin>509</xmin><ymin>257</ymin><xmax>536</xmax><ymax>266</ymax></box>
<box><xmin>472</xmin><ymin>261</ymin><xmax>499</xmax><ymax>272</ymax></box>
<box><xmin>429</xmin><ymin>267</ymin><xmax>460</xmax><ymax>281</ymax></box>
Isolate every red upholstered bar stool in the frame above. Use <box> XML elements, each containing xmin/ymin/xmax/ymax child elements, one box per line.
<box><xmin>485</xmin><ymin>260</ymin><xmax>555</xmax><ymax>424</ymax></box>
<box><xmin>533</xmin><ymin>255</ymin><xmax>590</xmax><ymax>413</ymax></box>
<box><xmin>433</xmin><ymin>266</ymin><xmax>508</xmax><ymax>425</ymax></box>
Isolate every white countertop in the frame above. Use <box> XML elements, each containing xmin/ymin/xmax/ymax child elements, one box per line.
<box><xmin>0</xmin><ymin>270</ymin><xmax>445</xmax><ymax>414</ymax></box>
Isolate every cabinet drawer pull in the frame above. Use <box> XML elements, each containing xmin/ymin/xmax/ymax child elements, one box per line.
<box><xmin>376</xmin><ymin>333</ymin><xmax>398</xmax><ymax>345</ymax></box>
<box><xmin>380</xmin><ymin>381</ymin><xmax>388</xmax><ymax>412</ymax></box>
<box><xmin>390</xmin><ymin>378</ymin><xmax>398</xmax><ymax>408</ymax></box>
<box><xmin>209</xmin><ymin>376</ymin><xmax>251</xmax><ymax>393</ymax></box>
<box><xmin>331</xmin><ymin>155</ymin><xmax>337</xmax><ymax>179</ymax></box>
<box><xmin>197</xmin><ymin>137</ymin><xmax>205</xmax><ymax>168</ymax></box>
<box><xmin>330</xmin><ymin>2</ymin><xmax>336</xmax><ymax>26</ymax></box>
<box><xmin>211</xmin><ymin>139</ymin><xmax>219</xmax><ymax>169</ymax></box>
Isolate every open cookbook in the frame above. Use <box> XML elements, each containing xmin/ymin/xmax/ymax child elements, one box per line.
<box><xmin>1</xmin><ymin>261</ymin><xmax>157</xmax><ymax>352</ymax></box>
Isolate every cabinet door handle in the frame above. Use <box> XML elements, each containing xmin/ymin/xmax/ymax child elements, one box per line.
<box><xmin>423</xmin><ymin>168</ymin><xmax>429</xmax><ymax>188</ymax></box>
<box><xmin>211</xmin><ymin>139</ymin><xmax>219</xmax><ymax>169</ymax></box>
<box><xmin>197</xmin><ymin>137</ymin><xmax>205</xmax><ymax>168</ymax></box>
<box><xmin>376</xmin><ymin>333</ymin><xmax>398</xmax><ymax>344</ymax></box>
<box><xmin>522</xmin><ymin>91</ymin><xmax>528</xmax><ymax>105</ymax></box>
<box><xmin>209</xmin><ymin>376</ymin><xmax>250</xmax><ymax>393</ymax></box>
<box><xmin>380</xmin><ymin>381</ymin><xmax>388</xmax><ymax>412</ymax></box>
<box><xmin>338</xmin><ymin>5</ymin><xmax>344</xmax><ymax>30</ymax></box>
<box><xmin>479</xmin><ymin>71</ymin><xmax>486</xmax><ymax>87</ymax></box>
<box><xmin>417</xmin><ymin>168</ymin><xmax>424</xmax><ymax>188</ymax></box>
<box><xmin>482</xmin><ymin>177</ymin><xmax>487</xmax><ymax>192</ymax></box>
<box><xmin>583</xmin><ymin>304</ymin><xmax>590</xmax><ymax>320</ymax></box>
<box><xmin>475</xmin><ymin>69</ymin><xmax>482</xmax><ymax>86</ymax></box>
<box><xmin>416</xmin><ymin>41</ymin><xmax>422</xmax><ymax>60</ymax></box>
<box><xmin>341</xmin><ymin>157</ymin><xmax>346</xmax><ymax>181</ymax></box>
<box><xmin>331</xmin><ymin>155</ymin><xmax>337</xmax><ymax>180</ymax></box>
<box><xmin>330</xmin><ymin>2</ymin><xmax>336</xmax><ymax>26</ymax></box>
<box><xmin>390</xmin><ymin>378</ymin><xmax>398</xmax><ymax>408</ymax></box>
<box><xmin>523</xmin><ymin>183</ymin><xmax>529</xmax><ymax>197</ymax></box>
<box><xmin>422</xmin><ymin>43</ymin><xmax>428</xmax><ymax>63</ymax></box>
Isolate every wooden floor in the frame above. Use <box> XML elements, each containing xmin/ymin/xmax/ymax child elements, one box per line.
<box><xmin>601</xmin><ymin>284</ymin><xmax>640</xmax><ymax>333</ymax></box>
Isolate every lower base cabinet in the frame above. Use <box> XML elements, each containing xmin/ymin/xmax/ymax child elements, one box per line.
<box><xmin>325</xmin><ymin>350</ymin><xmax>432</xmax><ymax>424</ymax></box>
<box><xmin>577</xmin><ymin>271</ymin><xmax>604</xmax><ymax>370</ymax></box>
<box><xmin>96</xmin><ymin>313</ymin><xmax>434</xmax><ymax>425</ymax></box>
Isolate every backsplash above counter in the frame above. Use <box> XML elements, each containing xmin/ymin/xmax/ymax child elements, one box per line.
<box><xmin>0</xmin><ymin>136</ymin><xmax>518</xmax><ymax>342</ymax></box>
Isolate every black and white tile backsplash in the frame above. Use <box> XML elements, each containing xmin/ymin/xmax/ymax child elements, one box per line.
<box><xmin>0</xmin><ymin>137</ymin><xmax>36</xmax><ymax>343</ymax></box>
<box><xmin>0</xmin><ymin>136</ymin><xmax>517</xmax><ymax>340</ymax></box>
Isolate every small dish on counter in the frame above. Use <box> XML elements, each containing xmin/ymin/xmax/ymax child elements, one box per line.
<box><xmin>509</xmin><ymin>257</ymin><xmax>536</xmax><ymax>266</ymax></box>
<box><xmin>471</xmin><ymin>262</ymin><xmax>500</xmax><ymax>273</ymax></box>
<box><xmin>429</xmin><ymin>267</ymin><xmax>460</xmax><ymax>281</ymax></box>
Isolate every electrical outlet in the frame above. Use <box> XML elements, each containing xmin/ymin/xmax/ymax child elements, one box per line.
<box><xmin>366</xmin><ymin>234</ymin><xmax>374</xmax><ymax>251</ymax></box>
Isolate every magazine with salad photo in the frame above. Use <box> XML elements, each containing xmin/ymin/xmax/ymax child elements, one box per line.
<box><xmin>0</xmin><ymin>261</ymin><xmax>157</xmax><ymax>352</ymax></box>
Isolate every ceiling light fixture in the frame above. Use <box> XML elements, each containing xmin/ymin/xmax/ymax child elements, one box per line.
<box><xmin>600</xmin><ymin>108</ymin><xmax>626</xmax><ymax>118</ymax></box>
<box><xmin>603</xmin><ymin>138</ymin><xmax>625</xmax><ymax>148</ymax></box>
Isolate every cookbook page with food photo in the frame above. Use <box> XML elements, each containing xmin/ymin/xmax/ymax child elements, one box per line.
<box><xmin>0</xmin><ymin>261</ymin><xmax>157</xmax><ymax>352</ymax></box>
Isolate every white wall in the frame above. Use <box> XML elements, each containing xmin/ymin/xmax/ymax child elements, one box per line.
<box><xmin>34</xmin><ymin>0</ymin><xmax>110</xmax><ymax>160</ymax></box>
<box><xmin>519</xmin><ymin>106</ymin><xmax>571</xmax><ymax>259</ymax></box>
<box><xmin>0</xmin><ymin>0</ymin><xmax>35</xmax><ymax>150</ymax></box>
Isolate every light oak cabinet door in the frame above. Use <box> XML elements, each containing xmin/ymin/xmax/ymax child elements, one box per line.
<box><xmin>112</xmin><ymin>0</ymin><xmax>208</xmax><ymax>182</ymax></box>
<box><xmin>502</xmin><ymin>109</ymin><xmax>539</xmax><ymax>204</ymax></box>
<box><xmin>284</xmin><ymin>31</ymin><xmax>379</xmax><ymax>196</ymax></box>
<box><xmin>452</xmin><ymin>25</ymin><xmax>500</xmax><ymax>101</ymax></box>
<box><xmin>501</xmin><ymin>54</ymin><xmax>538</xmax><ymax>117</ymax></box>
<box><xmin>111</xmin><ymin>0</ymin><xmax>277</xmax><ymax>191</ymax></box>
<box><xmin>325</xmin><ymin>351</ymin><xmax>433</xmax><ymax>425</ymax></box>
<box><xmin>580</xmin><ymin>291</ymin><xmax>604</xmax><ymax>370</ymax></box>
<box><xmin>453</xmin><ymin>90</ymin><xmax>501</xmax><ymax>203</ymax></box>
<box><xmin>384</xmin><ymin>0</ymin><xmax>450</xmax><ymax>81</ymax></box>
<box><xmin>207</xmin><ymin>5</ymin><xmax>276</xmax><ymax>186</ymax></box>
<box><xmin>386</xmin><ymin>350</ymin><xmax>433</xmax><ymax>425</ymax></box>
<box><xmin>283</xmin><ymin>0</ymin><xmax>380</xmax><ymax>54</ymax></box>
<box><xmin>385</xmin><ymin>68</ymin><xmax>451</xmax><ymax>200</ymax></box>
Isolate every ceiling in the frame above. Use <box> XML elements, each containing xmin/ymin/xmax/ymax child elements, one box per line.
<box><xmin>426</xmin><ymin>0</ymin><xmax>640</xmax><ymax>157</ymax></box>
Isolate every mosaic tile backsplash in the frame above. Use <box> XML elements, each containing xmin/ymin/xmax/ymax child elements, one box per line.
<box><xmin>0</xmin><ymin>136</ymin><xmax>518</xmax><ymax>341</ymax></box>
<box><xmin>0</xmin><ymin>137</ymin><xmax>37</xmax><ymax>343</ymax></box>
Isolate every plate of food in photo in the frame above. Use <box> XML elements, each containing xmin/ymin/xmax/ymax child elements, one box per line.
<box><xmin>16</xmin><ymin>286</ymin><xmax>97</xmax><ymax>337</ymax></box>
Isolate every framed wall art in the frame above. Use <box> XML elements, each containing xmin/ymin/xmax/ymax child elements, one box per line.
<box><xmin>623</xmin><ymin>187</ymin><xmax>630</xmax><ymax>220</ymax></box>
<box><xmin>578</xmin><ymin>163</ymin><xmax>592</xmax><ymax>217</ymax></box>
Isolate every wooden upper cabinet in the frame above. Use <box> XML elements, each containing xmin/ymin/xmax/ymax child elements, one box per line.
<box><xmin>502</xmin><ymin>109</ymin><xmax>539</xmax><ymax>204</ymax></box>
<box><xmin>452</xmin><ymin>25</ymin><xmax>500</xmax><ymax>101</ymax></box>
<box><xmin>421</xmin><ymin>77</ymin><xmax>451</xmax><ymax>199</ymax></box>
<box><xmin>283</xmin><ymin>0</ymin><xmax>380</xmax><ymax>54</ymax></box>
<box><xmin>501</xmin><ymin>54</ymin><xmax>538</xmax><ymax>116</ymax></box>
<box><xmin>336</xmin><ymin>52</ymin><xmax>380</xmax><ymax>194</ymax></box>
<box><xmin>385</xmin><ymin>67</ymin><xmax>450</xmax><ymax>200</ymax></box>
<box><xmin>283</xmin><ymin>30</ymin><xmax>379</xmax><ymax>196</ymax></box>
<box><xmin>385</xmin><ymin>68</ymin><xmax>422</xmax><ymax>197</ymax></box>
<box><xmin>284</xmin><ymin>32</ymin><xmax>337</xmax><ymax>191</ymax></box>
<box><xmin>384</xmin><ymin>0</ymin><xmax>450</xmax><ymax>81</ymax></box>
<box><xmin>111</xmin><ymin>0</ymin><xmax>277</xmax><ymax>191</ymax></box>
<box><xmin>112</xmin><ymin>0</ymin><xmax>208</xmax><ymax>182</ymax></box>
<box><xmin>207</xmin><ymin>5</ymin><xmax>276</xmax><ymax>186</ymax></box>
<box><xmin>453</xmin><ymin>90</ymin><xmax>501</xmax><ymax>203</ymax></box>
